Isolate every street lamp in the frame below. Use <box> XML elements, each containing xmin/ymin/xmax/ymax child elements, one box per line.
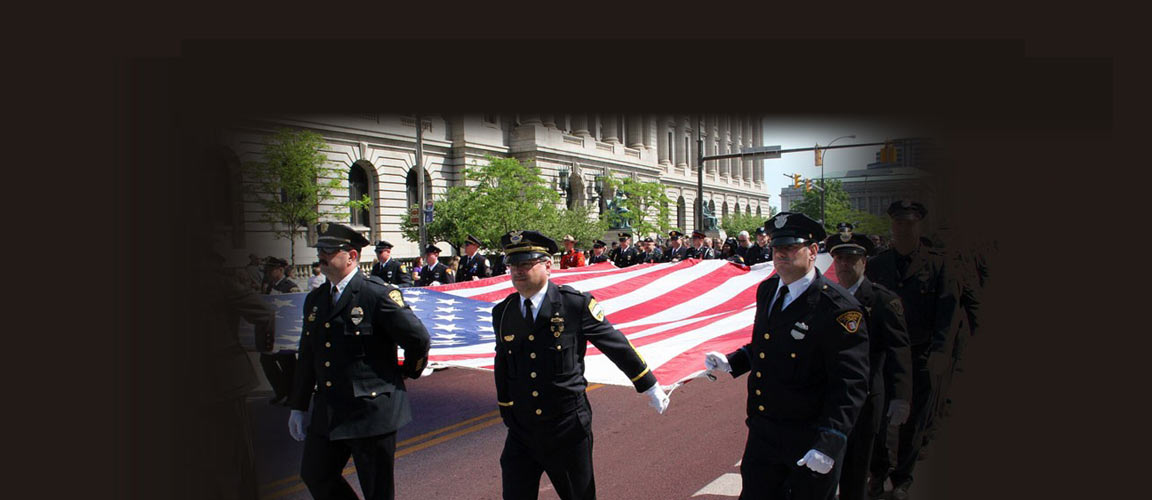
<box><xmin>817</xmin><ymin>134</ymin><xmax>855</xmax><ymax>225</ymax></box>
<box><xmin>558</xmin><ymin>166</ymin><xmax>571</xmax><ymax>193</ymax></box>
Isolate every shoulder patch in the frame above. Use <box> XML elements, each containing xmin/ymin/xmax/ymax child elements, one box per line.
<box><xmin>836</xmin><ymin>310</ymin><xmax>863</xmax><ymax>333</ymax></box>
<box><xmin>888</xmin><ymin>298</ymin><xmax>904</xmax><ymax>317</ymax></box>
<box><xmin>589</xmin><ymin>298</ymin><xmax>606</xmax><ymax>322</ymax></box>
<box><xmin>389</xmin><ymin>289</ymin><xmax>405</xmax><ymax>307</ymax></box>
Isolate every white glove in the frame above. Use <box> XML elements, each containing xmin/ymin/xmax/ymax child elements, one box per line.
<box><xmin>644</xmin><ymin>384</ymin><xmax>670</xmax><ymax>414</ymax></box>
<box><xmin>288</xmin><ymin>410</ymin><xmax>307</xmax><ymax>442</ymax></box>
<box><xmin>704</xmin><ymin>351</ymin><xmax>732</xmax><ymax>373</ymax></box>
<box><xmin>796</xmin><ymin>448</ymin><xmax>834</xmax><ymax>474</ymax></box>
<box><xmin>887</xmin><ymin>398</ymin><xmax>911</xmax><ymax>425</ymax></box>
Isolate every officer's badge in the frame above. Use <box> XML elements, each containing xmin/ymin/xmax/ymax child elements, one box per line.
<box><xmin>888</xmin><ymin>298</ymin><xmax>904</xmax><ymax>316</ymax></box>
<box><xmin>307</xmin><ymin>313</ymin><xmax>316</xmax><ymax>322</ymax></box>
<box><xmin>837</xmin><ymin>311</ymin><xmax>863</xmax><ymax>333</ymax></box>
<box><xmin>503</xmin><ymin>335</ymin><xmax>515</xmax><ymax>342</ymax></box>
<box><xmin>588</xmin><ymin>299</ymin><xmax>606</xmax><ymax>322</ymax></box>
<box><xmin>774</xmin><ymin>214</ymin><xmax>789</xmax><ymax>229</ymax></box>
<box><xmin>389</xmin><ymin>289</ymin><xmax>405</xmax><ymax>307</ymax></box>
<box><xmin>350</xmin><ymin>306</ymin><xmax>364</xmax><ymax>325</ymax></box>
<box><xmin>795</xmin><ymin>321</ymin><xmax>809</xmax><ymax>331</ymax></box>
<box><xmin>510</xmin><ymin>231</ymin><xmax>523</xmax><ymax>244</ymax></box>
<box><xmin>791</xmin><ymin>329</ymin><xmax>806</xmax><ymax>340</ymax></box>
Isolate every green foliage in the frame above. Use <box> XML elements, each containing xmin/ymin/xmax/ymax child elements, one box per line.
<box><xmin>788</xmin><ymin>179</ymin><xmax>888</xmax><ymax>236</ymax></box>
<box><xmin>399</xmin><ymin>156</ymin><xmax>607</xmax><ymax>253</ymax></box>
<box><xmin>243</xmin><ymin>128</ymin><xmax>344</xmax><ymax>266</ymax></box>
<box><xmin>720</xmin><ymin>211</ymin><xmax>767</xmax><ymax>237</ymax></box>
<box><xmin>601</xmin><ymin>176</ymin><xmax>673</xmax><ymax>238</ymax></box>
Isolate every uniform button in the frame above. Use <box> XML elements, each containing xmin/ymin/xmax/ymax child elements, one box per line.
<box><xmin>324</xmin><ymin>361</ymin><xmax>330</xmax><ymax>367</ymax></box>
<box><xmin>759</xmin><ymin>352</ymin><xmax>765</xmax><ymax>359</ymax></box>
<box><xmin>756</xmin><ymin>371</ymin><xmax>762</xmax><ymax>378</ymax></box>
<box><xmin>528</xmin><ymin>335</ymin><xmax>535</xmax><ymax>341</ymax></box>
<box><xmin>508</xmin><ymin>350</ymin><xmax>513</xmax><ymax>354</ymax></box>
<box><xmin>305</xmin><ymin>331</ymin><xmax>310</xmax><ymax>336</ymax></box>
<box><xmin>325</xmin><ymin>342</ymin><xmax>331</xmax><ymax>348</ymax></box>
<box><xmin>822</xmin><ymin>285</ymin><xmax>828</xmax><ymax>290</ymax></box>
<box><xmin>764</xmin><ymin>333</ymin><xmax>769</xmax><ymax>340</ymax></box>
<box><xmin>530</xmin><ymin>372</ymin><xmax>537</xmax><ymax>378</ymax></box>
<box><xmin>758</xmin><ymin>405</ymin><xmax>765</xmax><ymax>411</ymax></box>
<box><xmin>532</xmin><ymin>391</ymin><xmax>539</xmax><ymax>397</ymax></box>
<box><xmin>530</xmin><ymin>353</ymin><xmax>536</xmax><ymax>359</ymax></box>
<box><xmin>554</xmin><ymin>332</ymin><xmax>561</xmax><ymax>338</ymax></box>
<box><xmin>324</xmin><ymin>322</ymin><xmax>330</xmax><ymax>328</ymax></box>
<box><xmin>370</xmin><ymin>392</ymin><xmax>377</xmax><ymax>397</ymax></box>
<box><xmin>325</xmin><ymin>381</ymin><xmax>332</xmax><ymax>387</ymax></box>
<box><xmin>535</xmin><ymin>409</ymin><xmax>542</xmax><ymax>415</ymax></box>
<box><xmin>755</xmin><ymin>389</ymin><xmax>762</xmax><ymax>395</ymax></box>
<box><xmin>790</xmin><ymin>353</ymin><xmax>797</xmax><ymax>358</ymax></box>
<box><xmin>355</xmin><ymin>331</ymin><xmax>361</xmax><ymax>335</ymax></box>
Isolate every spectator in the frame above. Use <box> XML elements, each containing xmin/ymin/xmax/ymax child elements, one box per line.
<box><xmin>560</xmin><ymin>235</ymin><xmax>586</xmax><ymax>269</ymax></box>
<box><xmin>307</xmin><ymin>262</ymin><xmax>325</xmax><ymax>290</ymax></box>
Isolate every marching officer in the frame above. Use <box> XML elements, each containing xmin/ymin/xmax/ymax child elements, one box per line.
<box><xmin>609</xmin><ymin>232</ymin><xmax>640</xmax><ymax>268</ymax></box>
<box><xmin>559</xmin><ymin>235</ymin><xmax>586</xmax><ymax>269</ymax></box>
<box><xmin>664</xmin><ymin>230</ymin><xmax>689</xmax><ymax>262</ymax></box>
<box><xmin>369</xmin><ymin>240</ymin><xmax>413</xmax><ymax>288</ymax></box>
<box><xmin>287</xmin><ymin>222</ymin><xmax>432</xmax><ymax>500</ymax></box>
<box><xmin>587</xmin><ymin>240</ymin><xmax>610</xmax><ymax>264</ymax></box>
<box><xmin>415</xmin><ymin>244</ymin><xmax>455</xmax><ymax>286</ymax></box>
<box><xmin>686</xmin><ymin>230</ymin><xmax>716</xmax><ymax>260</ymax></box>
<box><xmin>745</xmin><ymin>227</ymin><xmax>773</xmax><ymax>265</ymax></box>
<box><xmin>260</xmin><ymin>257</ymin><xmax>300</xmax><ymax>406</ymax></box>
<box><xmin>824</xmin><ymin>225</ymin><xmax>914</xmax><ymax>500</ymax></box>
<box><xmin>864</xmin><ymin>201</ymin><xmax>960</xmax><ymax>500</ymax></box>
<box><xmin>703</xmin><ymin>212</ymin><xmax>870</xmax><ymax>500</ymax></box>
<box><xmin>458</xmin><ymin>235</ymin><xmax>492</xmax><ymax>281</ymax></box>
<box><xmin>492</xmin><ymin>230</ymin><xmax>669</xmax><ymax>500</ymax></box>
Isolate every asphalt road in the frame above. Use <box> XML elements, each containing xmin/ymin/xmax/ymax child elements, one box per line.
<box><xmin>250</xmin><ymin>361</ymin><xmax>963</xmax><ymax>499</ymax></box>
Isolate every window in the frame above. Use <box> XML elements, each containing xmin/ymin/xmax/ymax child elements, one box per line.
<box><xmin>677</xmin><ymin>196</ymin><xmax>686</xmax><ymax>230</ymax></box>
<box><xmin>722</xmin><ymin>201</ymin><xmax>728</xmax><ymax>220</ymax></box>
<box><xmin>406</xmin><ymin>167</ymin><xmax>434</xmax><ymax>212</ymax></box>
<box><xmin>349</xmin><ymin>163</ymin><xmax>371</xmax><ymax>228</ymax></box>
<box><xmin>482</xmin><ymin>114</ymin><xmax>498</xmax><ymax>125</ymax></box>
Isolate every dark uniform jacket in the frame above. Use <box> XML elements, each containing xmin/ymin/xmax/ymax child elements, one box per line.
<box><xmin>588</xmin><ymin>252</ymin><xmax>610</xmax><ymax>264</ymax></box>
<box><xmin>265</xmin><ymin>277</ymin><xmax>301</xmax><ymax>294</ymax></box>
<box><xmin>609</xmin><ymin>245</ymin><xmax>640</xmax><ymax>268</ymax></box>
<box><xmin>853</xmin><ymin>279</ymin><xmax>913</xmax><ymax>401</ymax></box>
<box><xmin>637</xmin><ymin>248</ymin><xmax>661</xmax><ymax>264</ymax></box>
<box><xmin>491</xmin><ymin>282</ymin><xmax>656</xmax><ymax>448</ymax></box>
<box><xmin>686</xmin><ymin>245</ymin><xmax>716</xmax><ymax>260</ymax></box>
<box><xmin>726</xmin><ymin>271</ymin><xmax>870</xmax><ymax>460</ymax></box>
<box><xmin>202</xmin><ymin>271</ymin><xmax>276</xmax><ymax>404</ymax></box>
<box><xmin>290</xmin><ymin>272</ymin><xmax>431</xmax><ymax>440</ymax></box>
<box><xmin>866</xmin><ymin>246</ymin><xmax>960</xmax><ymax>354</ymax></box>
<box><xmin>457</xmin><ymin>252</ymin><xmax>491</xmax><ymax>281</ymax></box>
<box><xmin>664</xmin><ymin>245</ymin><xmax>689</xmax><ymax>262</ymax></box>
<box><xmin>745</xmin><ymin>243</ymin><xmax>773</xmax><ymax>266</ymax></box>
<box><xmin>370</xmin><ymin>258</ymin><xmax>413</xmax><ymax>287</ymax></box>
<box><xmin>416</xmin><ymin>261</ymin><xmax>455</xmax><ymax>286</ymax></box>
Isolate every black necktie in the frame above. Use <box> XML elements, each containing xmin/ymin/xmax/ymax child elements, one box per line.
<box><xmin>332</xmin><ymin>285</ymin><xmax>339</xmax><ymax>305</ymax></box>
<box><xmin>524</xmin><ymin>298</ymin><xmax>534</xmax><ymax>323</ymax></box>
<box><xmin>769</xmin><ymin>286</ymin><xmax>789</xmax><ymax>318</ymax></box>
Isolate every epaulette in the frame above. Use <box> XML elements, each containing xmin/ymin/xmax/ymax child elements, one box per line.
<box><xmin>558</xmin><ymin>284</ymin><xmax>585</xmax><ymax>296</ymax></box>
<box><xmin>365</xmin><ymin>275</ymin><xmax>396</xmax><ymax>290</ymax></box>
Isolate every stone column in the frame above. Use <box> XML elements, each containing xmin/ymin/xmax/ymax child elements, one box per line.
<box><xmin>602</xmin><ymin>114</ymin><xmax>620</xmax><ymax>144</ymax></box>
<box><xmin>752</xmin><ymin>116</ymin><xmax>763</xmax><ymax>183</ymax></box>
<box><xmin>704</xmin><ymin>115</ymin><xmax>717</xmax><ymax>174</ymax></box>
<box><xmin>520</xmin><ymin>113</ymin><xmax>542</xmax><ymax>125</ymax></box>
<box><xmin>627</xmin><ymin>114</ymin><xmax>644</xmax><ymax>149</ymax></box>
<box><xmin>644</xmin><ymin>115</ymin><xmax>657</xmax><ymax>156</ymax></box>
<box><xmin>572</xmin><ymin>114</ymin><xmax>590</xmax><ymax>137</ymax></box>
<box><xmin>675</xmin><ymin>116</ymin><xmax>688</xmax><ymax>169</ymax></box>
<box><xmin>720</xmin><ymin>115</ymin><xmax>732</xmax><ymax>178</ymax></box>
<box><xmin>657</xmin><ymin>118</ymin><xmax>670</xmax><ymax>166</ymax></box>
<box><xmin>541</xmin><ymin>114</ymin><xmax>556</xmax><ymax>128</ymax></box>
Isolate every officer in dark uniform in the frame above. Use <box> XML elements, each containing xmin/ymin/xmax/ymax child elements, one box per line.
<box><xmin>824</xmin><ymin>226</ymin><xmax>914</xmax><ymax>500</ymax></box>
<box><xmin>587</xmin><ymin>240</ymin><xmax>610</xmax><ymax>264</ymax></box>
<box><xmin>721</xmin><ymin>237</ymin><xmax>746</xmax><ymax>264</ymax></box>
<box><xmin>685</xmin><ymin>230</ymin><xmax>716</xmax><ymax>260</ymax></box>
<box><xmin>703</xmin><ymin>212</ymin><xmax>870</xmax><ymax>500</ymax></box>
<box><xmin>287</xmin><ymin>222</ymin><xmax>432</xmax><ymax>500</ymax></box>
<box><xmin>492</xmin><ymin>230</ymin><xmax>669</xmax><ymax>500</ymax></box>
<box><xmin>369</xmin><ymin>240</ymin><xmax>412</xmax><ymax>288</ymax></box>
<box><xmin>745</xmin><ymin>226</ymin><xmax>774</xmax><ymax>265</ymax></box>
<box><xmin>261</xmin><ymin>257</ymin><xmax>301</xmax><ymax>406</ymax></box>
<box><xmin>608</xmin><ymin>232</ymin><xmax>640</xmax><ymax>268</ymax></box>
<box><xmin>458</xmin><ymin>234</ymin><xmax>492</xmax><ymax>281</ymax></box>
<box><xmin>864</xmin><ymin>201</ymin><xmax>960</xmax><ymax>500</ymax></box>
<box><xmin>415</xmin><ymin>244</ymin><xmax>455</xmax><ymax>286</ymax></box>
<box><xmin>664</xmin><ymin>230</ymin><xmax>689</xmax><ymax>262</ymax></box>
<box><xmin>645</xmin><ymin>236</ymin><xmax>664</xmax><ymax>263</ymax></box>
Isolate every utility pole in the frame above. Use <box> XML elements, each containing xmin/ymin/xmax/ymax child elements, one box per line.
<box><xmin>416</xmin><ymin>114</ymin><xmax>427</xmax><ymax>254</ymax></box>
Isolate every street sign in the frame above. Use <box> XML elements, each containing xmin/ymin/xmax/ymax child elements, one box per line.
<box><xmin>423</xmin><ymin>201</ymin><xmax>434</xmax><ymax>223</ymax></box>
<box><xmin>409</xmin><ymin>207</ymin><xmax>419</xmax><ymax>225</ymax></box>
<box><xmin>739</xmin><ymin>145</ymin><xmax>782</xmax><ymax>159</ymax></box>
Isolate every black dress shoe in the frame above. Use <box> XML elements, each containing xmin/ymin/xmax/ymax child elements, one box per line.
<box><xmin>891</xmin><ymin>481</ymin><xmax>911</xmax><ymax>500</ymax></box>
<box><xmin>867</xmin><ymin>478</ymin><xmax>886</xmax><ymax>499</ymax></box>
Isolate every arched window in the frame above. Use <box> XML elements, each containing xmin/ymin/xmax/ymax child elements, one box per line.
<box><xmin>709</xmin><ymin>199</ymin><xmax>716</xmax><ymax>216</ymax></box>
<box><xmin>756</xmin><ymin>205</ymin><xmax>762</xmax><ymax>217</ymax></box>
<box><xmin>677</xmin><ymin>195</ymin><xmax>686</xmax><ymax>230</ymax></box>
<box><xmin>722</xmin><ymin>200</ymin><xmax>728</xmax><ymax>220</ymax></box>
<box><xmin>406</xmin><ymin>167</ymin><xmax>433</xmax><ymax>212</ymax></box>
<box><xmin>349</xmin><ymin>163</ymin><xmax>370</xmax><ymax>227</ymax></box>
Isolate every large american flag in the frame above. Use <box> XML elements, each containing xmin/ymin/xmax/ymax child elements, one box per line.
<box><xmin>242</xmin><ymin>255</ymin><xmax>840</xmax><ymax>391</ymax></box>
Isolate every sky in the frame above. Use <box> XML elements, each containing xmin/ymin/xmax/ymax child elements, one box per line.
<box><xmin>758</xmin><ymin>116</ymin><xmax>929</xmax><ymax>211</ymax></box>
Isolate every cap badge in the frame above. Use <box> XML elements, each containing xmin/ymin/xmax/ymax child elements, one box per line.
<box><xmin>510</xmin><ymin>231</ymin><xmax>523</xmax><ymax>244</ymax></box>
<box><xmin>774</xmin><ymin>214</ymin><xmax>789</xmax><ymax>229</ymax></box>
<box><xmin>320</xmin><ymin>222</ymin><xmax>330</xmax><ymax>234</ymax></box>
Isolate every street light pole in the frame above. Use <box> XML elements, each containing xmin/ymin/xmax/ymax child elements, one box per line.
<box><xmin>818</xmin><ymin>134</ymin><xmax>855</xmax><ymax>225</ymax></box>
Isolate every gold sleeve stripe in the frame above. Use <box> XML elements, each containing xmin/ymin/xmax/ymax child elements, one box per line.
<box><xmin>497</xmin><ymin>401</ymin><xmax>514</xmax><ymax>407</ymax></box>
<box><xmin>630</xmin><ymin>367</ymin><xmax>651</xmax><ymax>382</ymax></box>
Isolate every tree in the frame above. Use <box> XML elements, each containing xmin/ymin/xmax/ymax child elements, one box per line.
<box><xmin>788</xmin><ymin>179</ymin><xmax>888</xmax><ymax>236</ymax></box>
<box><xmin>601</xmin><ymin>176</ymin><xmax>673</xmax><ymax>238</ymax></box>
<box><xmin>243</xmin><ymin>128</ymin><xmax>352</xmax><ymax>267</ymax></box>
<box><xmin>720</xmin><ymin>211</ymin><xmax>767</xmax><ymax>238</ymax></box>
<box><xmin>399</xmin><ymin>156</ymin><xmax>607</xmax><ymax>254</ymax></box>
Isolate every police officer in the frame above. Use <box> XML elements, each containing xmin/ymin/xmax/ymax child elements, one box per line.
<box><xmin>261</xmin><ymin>257</ymin><xmax>300</xmax><ymax>406</ymax></box>
<box><xmin>664</xmin><ymin>230</ymin><xmax>689</xmax><ymax>262</ymax></box>
<box><xmin>369</xmin><ymin>241</ymin><xmax>413</xmax><ymax>288</ymax></box>
<box><xmin>587</xmin><ymin>240</ymin><xmax>610</xmax><ymax>264</ymax></box>
<box><xmin>559</xmin><ymin>235</ymin><xmax>586</xmax><ymax>269</ymax></box>
<box><xmin>864</xmin><ymin>201</ymin><xmax>960</xmax><ymax>500</ymax></box>
<box><xmin>824</xmin><ymin>225</ymin><xmax>914</xmax><ymax>500</ymax></box>
<box><xmin>721</xmin><ymin>237</ymin><xmax>746</xmax><ymax>264</ymax></box>
<box><xmin>415</xmin><ymin>244</ymin><xmax>455</xmax><ymax>286</ymax></box>
<box><xmin>287</xmin><ymin>222</ymin><xmax>431</xmax><ymax>500</ymax></box>
<box><xmin>457</xmin><ymin>234</ymin><xmax>492</xmax><ymax>281</ymax></box>
<box><xmin>685</xmin><ymin>230</ymin><xmax>716</xmax><ymax>260</ymax></box>
<box><xmin>703</xmin><ymin>212</ymin><xmax>870</xmax><ymax>500</ymax></box>
<box><xmin>492</xmin><ymin>230</ymin><xmax>669</xmax><ymax>500</ymax></box>
<box><xmin>609</xmin><ymin>232</ymin><xmax>640</xmax><ymax>268</ymax></box>
<box><xmin>745</xmin><ymin>227</ymin><xmax>774</xmax><ymax>266</ymax></box>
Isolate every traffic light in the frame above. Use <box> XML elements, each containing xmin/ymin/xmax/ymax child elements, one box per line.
<box><xmin>814</xmin><ymin>144</ymin><xmax>823</xmax><ymax>167</ymax></box>
<box><xmin>805</xmin><ymin>179</ymin><xmax>813</xmax><ymax>192</ymax></box>
<box><xmin>880</xmin><ymin>140</ymin><xmax>896</xmax><ymax>163</ymax></box>
<box><xmin>792</xmin><ymin>173</ymin><xmax>802</xmax><ymax>188</ymax></box>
